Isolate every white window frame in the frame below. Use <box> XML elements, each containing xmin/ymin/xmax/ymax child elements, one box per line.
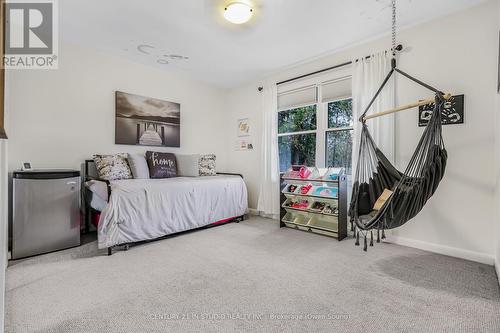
<box><xmin>277</xmin><ymin>103</ymin><xmax>318</xmax><ymax>169</ymax></box>
<box><xmin>324</xmin><ymin>95</ymin><xmax>354</xmax><ymax>172</ymax></box>
<box><xmin>277</xmin><ymin>72</ymin><xmax>353</xmax><ymax>170</ymax></box>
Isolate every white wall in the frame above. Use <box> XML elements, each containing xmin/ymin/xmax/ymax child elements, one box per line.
<box><xmin>0</xmin><ymin>139</ymin><xmax>7</xmax><ymax>332</ymax></box>
<box><xmin>0</xmin><ymin>50</ymin><xmax>11</xmax><ymax>333</ymax></box>
<box><xmin>495</xmin><ymin>0</ymin><xmax>500</xmax><ymax>284</ymax></box>
<box><xmin>225</xmin><ymin>1</ymin><xmax>498</xmax><ymax>264</ymax></box>
<box><xmin>6</xmin><ymin>42</ymin><xmax>229</xmax><ymax>172</ymax></box>
<box><xmin>226</xmin><ymin>88</ymin><xmax>262</xmax><ymax>209</ymax></box>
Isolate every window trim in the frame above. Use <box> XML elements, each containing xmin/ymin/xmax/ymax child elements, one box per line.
<box><xmin>326</xmin><ymin>126</ymin><xmax>353</xmax><ymax>133</ymax></box>
<box><xmin>277</xmin><ymin>129</ymin><xmax>316</xmax><ymax>137</ymax></box>
<box><xmin>323</xmin><ymin>94</ymin><xmax>352</xmax><ymax>105</ymax></box>
<box><xmin>277</xmin><ymin>101</ymin><xmax>318</xmax><ymax>113</ymax></box>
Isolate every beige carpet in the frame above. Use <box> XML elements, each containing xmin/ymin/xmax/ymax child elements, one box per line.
<box><xmin>6</xmin><ymin>217</ymin><xmax>500</xmax><ymax>332</ymax></box>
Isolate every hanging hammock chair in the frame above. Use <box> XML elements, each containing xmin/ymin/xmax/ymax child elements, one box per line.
<box><xmin>347</xmin><ymin>0</ymin><xmax>449</xmax><ymax>251</ymax></box>
<box><xmin>349</xmin><ymin>60</ymin><xmax>449</xmax><ymax>251</ymax></box>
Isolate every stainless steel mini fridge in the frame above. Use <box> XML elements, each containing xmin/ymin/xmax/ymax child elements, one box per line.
<box><xmin>12</xmin><ymin>170</ymin><xmax>81</xmax><ymax>259</ymax></box>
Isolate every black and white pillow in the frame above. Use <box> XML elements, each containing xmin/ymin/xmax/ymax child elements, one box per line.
<box><xmin>93</xmin><ymin>154</ymin><xmax>133</xmax><ymax>180</ymax></box>
<box><xmin>199</xmin><ymin>154</ymin><xmax>216</xmax><ymax>176</ymax></box>
<box><xmin>146</xmin><ymin>151</ymin><xmax>177</xmax><ymax>179</ymax></box>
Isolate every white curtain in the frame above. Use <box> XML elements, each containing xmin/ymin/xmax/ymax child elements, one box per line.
<box><xmin>352</xmin><ymin>52</ymin><xmax>396</xmax><ymax>175</ymax></box>
<box><xmin>256</xmin><ymin>82</ymin><xmax>280</xmax><ymax>219</ymax></box>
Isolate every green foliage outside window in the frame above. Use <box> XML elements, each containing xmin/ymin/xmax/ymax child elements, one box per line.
<box><xmin>326</xmin><ymin>98</ymin><xmax>353</xmax><ymax>173</ymax></box>
<box><xmin>328</xmin><ymin>99</ymin><xmax>353</xmax><ymax>128</ymax></box>
<box><xmin>278</xmin><ymin>105</ymin><xmax>316</xmax><ymax>134</ymax></box>
<box><xmin>326</xmin><ymin>130</ymin><xmax>353</xmax><ymax>174</ymax></box>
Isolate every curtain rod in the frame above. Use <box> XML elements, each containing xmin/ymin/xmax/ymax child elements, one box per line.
<box><xmin>274</xmin><ymin>44</ymin><xmax>403</xmax><ymax>87</ymax></box>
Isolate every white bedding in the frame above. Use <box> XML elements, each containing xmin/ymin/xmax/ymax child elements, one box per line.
<box><xmin>85</xmin><ymin>180</ymin><xmax>109</xmax><ymax>211</ymax></box>
<box><xmin>97</xmin><ymin>175</ymin><xmax>248</xmax><ymax>249</ymax></box>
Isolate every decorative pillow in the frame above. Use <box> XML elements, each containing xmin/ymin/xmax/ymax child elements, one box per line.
<box><xmin>127</xmin><ymin>154</ymin><xmax>150</xmax><ymax>179</ymax></box>
<box><xmin>93</xmin><ymin>154</ymin><xmax>133</xmax><ymax>180</ymax></box>
<box><xmin>199</xmin><ymin>154</ymin><xmax>216</xmax><ymax>176</ymax></box>
<box><xmin>146</xmin><ymin>151</ymin><xmax>177</xmax><ymax>179</ymax></box>
<box><xmin>176</xmin><ymin>154</ymin><xmax>200</xmax><ymax>177</ymax></box>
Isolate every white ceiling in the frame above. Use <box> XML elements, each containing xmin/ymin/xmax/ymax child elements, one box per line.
<box><xmin>61</xmin><ymin>0</ymin><xmax>485</xmax><ymax>88</ymax></box>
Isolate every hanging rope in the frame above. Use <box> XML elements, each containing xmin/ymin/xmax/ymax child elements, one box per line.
<box><xmin>392</xmin><ymin>0</ymin><xmax>397</xmax><ymax>55</ymax></box>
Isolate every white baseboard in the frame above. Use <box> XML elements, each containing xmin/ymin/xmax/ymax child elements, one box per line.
<box><xmin>386</xmin><ymin>236</ymin><xmax>494</xmax><ymax>265</ymax></box>
<box><xmin>248</xmin><ymin>208</ymin><xmax>259</xmax><ymax>216</ymax></box>
<box><xmin>247</xmin><ymin>208</ymin><xmax>278</xmax><ymax>220</ymax></box>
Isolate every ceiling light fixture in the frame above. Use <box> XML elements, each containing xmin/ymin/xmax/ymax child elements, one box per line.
<box><xmin>224</xmin><ymin>2</ymin><xmax>253</xmax><ymax>24</ymax></box>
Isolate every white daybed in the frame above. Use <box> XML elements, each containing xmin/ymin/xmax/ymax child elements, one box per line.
<box><xmin>84</xmin><ymin>160</ymin><xmax>248</xmax><ymax>254</ymax></box>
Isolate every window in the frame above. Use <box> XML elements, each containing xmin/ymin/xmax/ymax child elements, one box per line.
<box><xmin>277</xmin><ymin>77</ymin><xmax>353</xmax><ymax>173</ymax></box>
<box><xmin>326</xmin><ymin>98</ymin><xmax>353</xmax><ymax>173</ymax></box>
<box><xmin>278</xmin><ymin>105</ymin><xmax>317</xmax><ymax>172</ymax></box>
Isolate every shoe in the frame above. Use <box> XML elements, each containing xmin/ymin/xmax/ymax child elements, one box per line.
<box><xmin>300</xmin><ymin>184</ymin><xmax>312</xmax><ymax>194</ymax></box>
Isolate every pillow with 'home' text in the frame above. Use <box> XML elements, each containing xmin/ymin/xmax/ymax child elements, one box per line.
<box><xmin>146</xmin><ymin>151</ymin><xmax>177</xmax><ymax>179</ymax></box>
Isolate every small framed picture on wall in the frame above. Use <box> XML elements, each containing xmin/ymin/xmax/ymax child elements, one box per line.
<box><xmin>237</xmin><ymin>118</ymin><xmax>251</xmax><ymax>137</ymax></box>
<box><xmin>418</xmin><ymin>94</ymin><xmax>464</xmax><ymax>127</ymax></box>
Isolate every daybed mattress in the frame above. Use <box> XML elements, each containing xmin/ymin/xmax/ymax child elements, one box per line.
<box><xmin>94</xmin><ymin>175</ymin><xmax>248</xmax><ymax>249</ymax></box>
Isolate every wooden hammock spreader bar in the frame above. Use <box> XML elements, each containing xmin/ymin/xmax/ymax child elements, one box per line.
<box><xmin>362</xmin><ymin>92</ymin><xmax>452</xmax><ymax>121</ymax></box>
